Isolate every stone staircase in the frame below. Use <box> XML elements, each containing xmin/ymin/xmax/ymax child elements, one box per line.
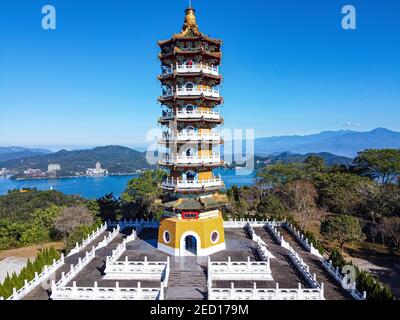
<box><xmin>165</xmin><ymin>269</ymin><xmax>208</xmax><ymax>300</ymax></box>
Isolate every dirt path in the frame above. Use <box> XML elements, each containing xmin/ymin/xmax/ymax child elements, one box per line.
<box><xmin>0</xmin><ymin>242</ymin><xmax>64</xmax><ymax>261</ymax></box>
<box><xmin>345</xmin><ymin>246</ymin><xmax>400</xmax><ymax>299</ymax></box>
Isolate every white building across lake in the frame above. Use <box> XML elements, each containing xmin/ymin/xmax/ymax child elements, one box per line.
<box><xmin>86</xmin><ymin>162</ymin><xmax>108</xmax><ymax>177</ymax></box>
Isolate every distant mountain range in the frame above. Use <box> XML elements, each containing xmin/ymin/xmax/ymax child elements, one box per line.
<box><xmin>1</xmin><ymin>128</ymin><xmax>399</xmax><ymax>176</ymax></box>
<box><xmin>254</xmin><ymin>152</ymin><xmax>353</xmax><ymax>167</ymax></box>
<box><xmin>0</xmin><ymin>146</ymin><xmax>153</xmax><ymax>177</ymax></box>
<box><xmin>254</xmin><ymin>128</ymin><xmax>400</xmax><ymax>157</ymax></box>
<box><xmin>0</xmin><ymin>147</ymin><xmax>52</xmax><ymax>162</ymax></box>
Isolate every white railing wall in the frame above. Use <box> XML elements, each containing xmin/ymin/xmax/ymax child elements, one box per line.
<box><xmin>288</xmin><ymin>247</ymin><xmax>320</xmax><ymax>289</ymax></box>
<box><xmin>264</xmin><ymin>222</ymin><xmax>291</xmax><ymax>250</ymax></box>
<box><xmin>67</xmin><ymin>222</ymin><xmax>107</xmax><ymax>257</ymax></box>
<box><xmin>208</xmin><ymin>257</ymin><xmax>273</xmax><ymax>284</ymax></box>
<box><xmin>108</xmin><ymin>219</ymin><xmax>159</xmax><ymax>235</ymax></box>
<box><xmin>264</xmin><ymin>222</ymin><xmax>321</xmax><ymax>289</ymax></box>
<box><xmin>95</xmin><ymin>225</ymin><xmax>120</xmax><ymax>250</ymax></box>
<box><xmin>55</xmin><ymin>247</ymin><xmax>96</xmax><ymax>288</ymax></box>
<box><xmin>6</xmin><ymin>254</ymin><xmax>65</xmax><ymax>300</ymax></box>
<box><xmin>223</xmin><ymin>219</ymin><xmax>267</xmax><ymax>229</ymax></box>
<box><xmin>51</xmin><ymin>281</ymin><xmax>164</xmax><ymax>301</ymax></box>
<box><xmin>104</xmin><ymin>256</ymin><xmax>169</xmax><ymax>283</ymax></box>
<box><xmin>283</xmin><ymin>222</ymin><xmax>323</xmax><ymax>258</ymax></box>
<box><xmin>244</xmin><ymin>223</ymin><xmax>275</xmax><ymax>259</ymax></box>
<box><xmin>208</xmin><ymin>282</ymin><xmax>325</xmax><ymax>300</ymax></box>
<box><xmin>322</xmin><ymin>260</ymin><xmax>367</xmax><ymax>300</ymax></box>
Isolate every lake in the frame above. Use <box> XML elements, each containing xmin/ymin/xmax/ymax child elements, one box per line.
<box><xmin>0</xmin><ymin>169</ymin><xmax>256</xmax><ymax>199</ymax></box>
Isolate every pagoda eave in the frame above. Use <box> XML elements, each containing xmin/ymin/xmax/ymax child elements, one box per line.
<box><xmin>158</xmin><ymin>96</ymin><xmax>223</xmax><ymax>104</ymax></box>
<box><xmin>158</xmin><ymin>162</ymin><xmax>224</xmax><ymax>169</ymax></box>
<box><xmin>158</xmin><ymin>118</ymin><xmax>224</xmax><ymax>126</ymax></box>
<box><xmin>158</xmin><ymin>139</ymin><xmax>224</xmax><ymax>145</ymax></box>
<box><xmin>159</xmin><ymin>50</ymin><xmax>222</xmax><ymax>61</ymax></box>
<box><xmin>158</xmin><ymin>72</ymin><xmax>222</xmax><ymax>83</ymax></box>
<box><xmin>158</xmin><ymin>34</ymin><xmax>222</xmax><ymax>47</ymax></box>
<box><xmin>161</xmin><ymin>186</ymin><xmax>224</xmax><ymax>194</ymax></box>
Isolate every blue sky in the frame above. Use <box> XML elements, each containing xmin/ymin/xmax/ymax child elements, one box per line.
<box><xmin>0</xmin><ymin>0</ymin><xmax>399</xmax><ymax>149</ymax></box>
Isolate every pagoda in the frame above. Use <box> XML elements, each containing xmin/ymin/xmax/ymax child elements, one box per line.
<box><xmin>156</xmin><ymin>5</ymin><xmax>228</xmax><ymax>256</ymax></box>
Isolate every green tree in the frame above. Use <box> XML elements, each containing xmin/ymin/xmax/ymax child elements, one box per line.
<box><xmin>304</xmin><ymin>155</ymin><xmax>326</xmax><ymax>175</ymax></box>
<box><xmin>353</xmin><ymin>149</ymin><xmax>400</xmax><ymax>184</ymax></box>
<box><xmin>329</xmin><ymin>247</ymin><xmax>346</xmax><ymax>268</ymax></box>
<box><xmin>256</xmin><ymin>194</ymin><xmax>284</xmax><ymax>220</ymax></box>
<box><xmin>257</xmin><ymin>162</ymin><xmax>306</xmax><ymax>187</ymax></box>
<box><xmin>64</xmin><ymin>224</ymin><xmax>93</xmax><ymax>252</ymax></box>
<box><xmin>321</xmin><ymin>215</ymin><xmax>364</xmax><ymax>252</ymax></box>
<box><xmin>121</xmin><ymin>170</ymin><xmax>165</xmax><ymax>219</ymax></box>
<box><xmin>19</xmin><ymin>205</ymin><xmax>63</xmax><ymax>245</ymax></box>
<box><xmin>97</xmin><ymin>193</ymin><xmax>120</xmax><ymax>221</ymax></box>
<box><xmin>313</xmin><ymin>172</ymin><xmax>374</xmax><ymax>215</ymax></box>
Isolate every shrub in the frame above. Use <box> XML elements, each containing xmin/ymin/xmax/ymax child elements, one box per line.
<box><xmin>0</xmin><ymin>247</ymin><xmax>60</xmax><ymax>299</ymax></box>
<box><xmin>256</xmin><ymin>194</ymin><xmax>285</xmax><ymax>220</ymax></box>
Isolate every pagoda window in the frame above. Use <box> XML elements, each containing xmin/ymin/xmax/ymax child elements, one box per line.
<box><xmin>185</xmin><ymin>170</ymin><xmax>197</xmax><ymax>181</ymax></box>
<box><xmin>184</xmin><ymin>126</ymin><xmax>196</xmax><ymax>134</ymax></box>
<box><xmin>185</xmin><ymin>60</ymin><xmax>194</xmax><ymax>68</ymax></box>
<box><xmin>185</xmin><ymin>104</ymin><xmax>196</xmax><ymax>113</ymax></box>
<box><xmin>184</xmin><ymin>147</ymin><xmax>197</xmax><ymax>157</ymax></box>
<box><xmin>185</xmin><ymin>83</ymin><xmax>194</xmax><ymax>91</ymax></box>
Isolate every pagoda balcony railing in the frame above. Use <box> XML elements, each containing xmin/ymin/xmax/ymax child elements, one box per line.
<box><xmin>162</xmin><ymin>131</ymin><xmax>221</xmax><ymax>142</ymax></box>
<box><xmin>161</xmin><ymin>175</ymin><xmax>224</xmax><ymax>190</ymax></box>
<box><xmin>162</xmin><ymin>86</ymin><xmax>220</xmax><ymax>98</ymax></box>
<box><xmin>160</xmin><ymin>155</ymin><xmax>221</xmax><ymax>166</ymax></box>
<box><xmin>162</xmin><ymin>110</ymin><xmax>220</xmax><ymax>121</ymax></box>
<box><xmin>162</xmin><ymin>64</ymin><xmax>219</xmax><ymax>76</ymax></box>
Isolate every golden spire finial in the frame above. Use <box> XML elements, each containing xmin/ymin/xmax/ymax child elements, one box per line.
<box><xmin>182</xmin><ymin>2</ymin><xmax>198</xmax><ymax>32</ymax></box>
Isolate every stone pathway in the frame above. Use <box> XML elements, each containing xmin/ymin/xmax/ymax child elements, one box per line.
<box><xmin>258</xmin><ymin>227</ymin><xmax>308</xmax><ymax>288</ymax></box>
<box><xmin>165</xmin><ymin>257</ymin><xmax>208</xmax><ymax>300</ymax></box>
<box><xmin>278</xmin><ymin>227</ymin><xmax>351</xmax><ymax>300</ymax></box>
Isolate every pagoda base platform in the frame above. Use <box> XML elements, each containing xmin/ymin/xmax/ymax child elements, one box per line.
<box><xmin>157</xmin><ymin>211</ymin><xmax>226</xmax><ymax>257</ymax></box>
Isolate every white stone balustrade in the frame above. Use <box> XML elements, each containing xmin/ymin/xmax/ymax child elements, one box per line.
<box><xmin>67</xmin><ymin>222</ymin><xmax>107</xmax><ymax>257</ymax></box>
<box><xmin>54</xmin><ymin>248</ymin><xmax>96</xmax><ymax>288</ymax></box>
<box><xmin>162</xmin><ymin>63</ymin><xmax>219</xmax><ymax>76</ymax></box>
<box><xmin>104</xmin><ymin>256</ymin><xmax>170</xmax><ymax>284</ymax></box>
<box><xmin>223</xmin><ymin>219</ymin><xmax>267</xmax><ymax>229</ymax></box>
<box><xmin>107</xmin><ymin>241</ymin><xmax>128</xmax><ymax>265</ymax></box>
<box><xmin>125</xmin><ymin>230</ymin><xmax>137</xmax><ymax>243</ymax></box>
<box><xmin>95</xmin><ymin>225</ymin><xmax>120</xmax><ymax>250</ymax></box>
<box><xmin>208</xmin><ymin>282</ymin><xmax>325</xmax><ymax>300</ymax></box>
<box><xmin>162</xmin><ymin>86</ymin><xmax>220</xmax><ymax>98</ymax></box>
<box><xmin>5</xmin><ymin>254</ymin><xmax>65</xmax><ymax>300</ymax></box>
<box><xmin>108</xmin><ymin>219</ymin><xmax>159</xmax><ymax>235</ymax></box>
<box><xmin>160</xmin><ymin>155</ymin><xmax>221</xmax><ymax>166</ymax></box>
<box><xmin>264</xmin><ymin>222</ymin><xmax>290</xmax><ymax>250</ymax></box>
<box><xmin>176</xmin><ymin>63</ymin><xmax>219</xmax><ymax>76</ymax></box>
<box><xmin>244</xmin><ymin>223</ymin><xmax>275</xmax><ymax>259</ymax></box>
<box><xmin>162</xmin><ymin>110</ymin><xmax>221</xmax><ymax>121</ymax></box>
<box><xmin>162</xmin><ymin>176</ymin><xmax>223</xmax><ymax>191</ymax></box>
<box><xmin>51</xmin><ymin>281</ymin><xmax>164</xmax><ymax>300</ymax></box>
<box><xmin>322</xmin><ymin>260</ymin><xmax>367</xmax><ymax>300</ymax></box>
<box><xmin>283</xmin><ymin>222</ymin><xmax>323</xmax><ymax>258</ymax></box>
<box><xmin>208</xmin><ymin>256</ymin><xmax>273</xmax><ymax>283</ymax></box>
<box><xmin>176</xmin><ymin>131</ymin><xmax>221</xmax><ymax>141</ymax></box>
<box><xmin>256</xmin><ymin>242</ymin><xmax>275</xmax><ymax>260</ymax></box>
<box><xmin>288</xmin><ymin>246</ymin><xmax>320</xmax><ymax>289</ymax></box>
